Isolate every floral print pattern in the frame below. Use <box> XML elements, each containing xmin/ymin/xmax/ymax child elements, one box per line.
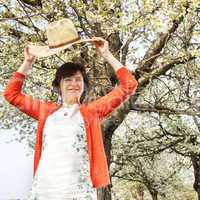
<box><xmin>27</xmin><ymin>106</ymin><xmax>97</xmax><ymax>200</ymax></box>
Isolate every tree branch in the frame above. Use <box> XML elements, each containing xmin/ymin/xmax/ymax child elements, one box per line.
<box><xmin>131</xmin><ymin>103</ymin><xmax>200</xmax><ymax>117</ymax></box>
<box><xmin>103</xmin><ymin>54</ymin><xmax>196</xmax><ymax>139</ymax></box>
<box><xmin>138</xmin><ymin>55</ymin><xmax>196</xmax><ymax>87</ymax></box>
<box><xmin>19</xmin><ymin>0</ymin><xmax>42</xmax><ymax>7</ymax></box>
<box><xmin>121</xmin><ymin>30</ymin><xmax>138</xmax><ymax>65</ymax></box>
<box><xmin>136</xmin><ymin>3</ymin><xmax>189</xmax><ymax>75</ymax></box>
<box><xmin>69</xmin><ymin>2</ymin><xmax>93</xmax><ymax>37</ymax></box>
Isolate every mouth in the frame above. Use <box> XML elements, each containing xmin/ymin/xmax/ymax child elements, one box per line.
<box><xmin>68</xmin><ymin>89</ymin><xmax>79</xmax><ymax>92</ymax></box>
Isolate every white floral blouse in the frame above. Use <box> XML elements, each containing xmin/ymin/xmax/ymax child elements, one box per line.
<box><xmin>27</xmin><ymin>103</ymin><xmax>97</xmax><ymax>200</ymax></box>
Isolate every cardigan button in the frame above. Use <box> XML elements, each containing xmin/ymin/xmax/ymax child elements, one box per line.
<box><xmin>64</xmin><ymin>112</ymin><xmax>68</xmax><ymax>116</ymax></box>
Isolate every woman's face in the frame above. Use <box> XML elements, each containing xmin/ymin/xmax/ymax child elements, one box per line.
<box><xmin>59</xmin><ymin>71</ymin><xmax>84</xmax><ymax>102</ymax></box>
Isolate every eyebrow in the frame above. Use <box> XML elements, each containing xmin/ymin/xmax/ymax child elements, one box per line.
<box><xmin>64</xmin><ymin>76</ymin><xmax>82</xmax><ymax>79</ymax></box>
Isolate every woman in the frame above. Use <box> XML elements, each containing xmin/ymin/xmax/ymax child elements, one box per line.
<box><xmin>3</xmin><ymin>37</ymin><xmax>138</xmax><ymax>199</ymax></box>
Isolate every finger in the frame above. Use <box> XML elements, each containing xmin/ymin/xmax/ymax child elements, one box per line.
<box><xmin>27</xmin><ymin>46</ymin><xmax>31</xmax><ymax>55</ymax></box>
<box><xmin>91</xmin><ymin>38</ymin><xmax>101</xmax><ymax>42</ymax></box>
<box><xmin>91</xmin><ymin>36</ymin><xmax>99</xmax><ymax>40</ymax></box>
<box><xmin>25</xmin><ymin>47</ymin><xmax>29</xmax><ymax>55</ymax></box>
<box><xmin>27</xmin><ymin>42</ymin><xmax>34</xmax><ymax>46</ymax></box>
<box><xmin>27</xmin><ymin>46</ymin><xmax>35</xmax><ymax>57</ymax></box>
<box><xmin>32</xmin><ymin>57</ymin><xmax>37</xmax><ymax>62</ymax></box>
<box><xmin>91</xmin><ymin>36</ymin><xmax>105</xmax><ymax>42</ymax></box>
<box><xmin>94</xmin><ymin>37</ymin><xmax>106</xmax><ymax>42</ymax></box>
<box><xmin>97</xmin><ymin>41</ymin><xmax>104</xmax><ymax>46</ymax></box>
<box><xmin>91</xmin><ymin>40</ymin><xmax>101</xmax><ymax>46</ymax></box>
<box><xmin>94</xmin><ymin>42</ymin><xmax>103</xmax><ymax>49</ymax></box>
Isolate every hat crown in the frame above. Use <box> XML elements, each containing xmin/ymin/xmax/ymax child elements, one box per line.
<box><xmin>46</xmin><ymin>18</ymin><xmax>80</xmax><ymax>48</ymax></box>
<box><xmin>28</xmin><ymin>18</ymin><xmax>94</xmax><ymax>58</ymax></box>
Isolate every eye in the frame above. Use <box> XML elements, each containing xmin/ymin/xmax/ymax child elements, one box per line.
<box><xmin>76</xmin><ymin>77</ymin><xmax>82</xmax><ymax>81</ymax></box>
<box><xmin>64</xmin><ymin>78</ymin><xmax>71</xmax><ymax>81</ymax></box>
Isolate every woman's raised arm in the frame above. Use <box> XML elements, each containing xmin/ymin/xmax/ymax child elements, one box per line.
<box><xmin>3</xmin><ymin>46</ymin><xmax>43</xmax><ymax>120</ymax></box>
<box><xmin>88</xmin><ymin>37</ymin><xmax>138</xmax><ymax>120</ymax></box>
<box><xmin>17</xmin><ymin>44</ymin><xmax>37</xmax><ymax>75</ymax></box>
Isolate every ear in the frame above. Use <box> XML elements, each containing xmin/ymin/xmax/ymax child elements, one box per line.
<box><xmin>52</xmin><ymin>86</ymin><xmax>62</xmax><ymax>96</ymax></box>
<box><xmin>84</xmin><ymin>81</ymin><xmax>89</xmax><ymax>92</ymax></box>
<box><xmin>80</xmin><ymin>82</ymin><xmax>89</xmax><ymax>103</ymax></box>
<box><xmin>58</xmin><ymin>87</ymin><xmax>62</xmax><ymax>96</ymax></box>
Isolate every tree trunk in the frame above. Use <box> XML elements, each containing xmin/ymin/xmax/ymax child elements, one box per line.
<box><xmin>97</xmin><ymin>31</ymin><xmax>122</xmax><ymax>200</ymax></box>
<box><xmin>191</xmin><ymin>155</ymin><xmax>200</xmax><ymax>200</ymax></box>
<box><xmin>96</xmin><ymin>121</ymin><xmax>114</xmax><ymax>200</ymax></box>
<box><xmin>136</xmin><ymin>184</ymin><xmax>144</xmax><ymax>200</ymax></box>
<box><xmin>97</xmin><ymin>185</ymin><xmax>112</xmax><ymax>200</ymax></box>
<box><xmin>150</xmin><ymin>190</ymin><xmax>158</xmax><ymax>200</ymax></box>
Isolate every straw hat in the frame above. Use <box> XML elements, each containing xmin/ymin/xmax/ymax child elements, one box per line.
<box><xmin>28</xmin><ymin>18</ymin><xmax>95</xmax><ymax>58</ymax></box>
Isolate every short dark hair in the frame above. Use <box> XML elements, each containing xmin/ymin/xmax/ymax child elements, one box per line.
<box><xmin>52</xmin><ymin>62</ymin><xmax>89</xmax><ymax>103</ymax></box>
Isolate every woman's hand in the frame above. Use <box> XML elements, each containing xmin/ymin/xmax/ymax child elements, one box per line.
<box><xmin>91</xmin><ymin>36</ymin><xmax>111</xmax><ymax>58</ymax></box>
<box><xmin>17</xmin><ymin>45</ymin><xmax>38</xmax><ymax>75</ymax></box>
<box><xmin>91</xmin><ymin>36</ymin><xmax>124</xmax><ymax>71</ymax></box>
<box><xmin>24</xmin><ymin>44</ymin><xmax>37</xmax><ymax>65</ymax></box>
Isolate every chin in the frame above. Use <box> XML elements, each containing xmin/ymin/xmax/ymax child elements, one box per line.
<box><xmin>71</xmin><ymin>94</ymin><xmax>81</xmax><ymax>99</ymax></box>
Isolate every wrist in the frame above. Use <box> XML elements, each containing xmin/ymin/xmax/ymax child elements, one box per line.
<box><xmin>101</xmin><ymin>51</ymin><xmax>124</xmax><ymax>71</ymax></box>
<box><xmin>101</xmin><ymin>50</ymin><xmax>113</xmax><ymax>60</ymax></box>
<box><xmin>17</xmin><ymin>61</ymin><xmax>32</xmax><ymax>75</ymax></box>
<box><xmin>22</xmin><ymin>60</ymin><xmax>33</xmax><ymax>67</ymax></box>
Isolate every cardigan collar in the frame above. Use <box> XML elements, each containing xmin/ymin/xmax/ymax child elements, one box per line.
<box><xmin>48</xmin><ymin>102</ymin><xmax>86</xmax><ymax>117</ymax></box>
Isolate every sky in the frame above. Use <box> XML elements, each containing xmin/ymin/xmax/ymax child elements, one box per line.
<box><xmin>0</xmin><ymin>128</ymin><xmax>33</xmax><ymax>199</ymax></box>
<box><xmin>0</xmin><ymin>1</ymin><xmax>197</xmax><ymax>199</ymax></box>
<box><xmin>0</xmin><ymin>2</ymin><xmax>36</xmax><ymax>198</ymax></box>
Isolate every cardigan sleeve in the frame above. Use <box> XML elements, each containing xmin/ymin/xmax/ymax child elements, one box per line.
<box><xmin>3</xmin><ymin>71</ymin><xmax>43</xmax><ymax>120</ymax></box>
<box><xmin>87</xmin><ymin>66</ymin><xmax>138</xmax><ymax>120</ymax></box>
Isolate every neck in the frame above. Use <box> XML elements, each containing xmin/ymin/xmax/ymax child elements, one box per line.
<box><xmin>61</xmin><ymin>99</ymin><xmax>80</xmax><ymax>107</ymax></box>
<box><xmin>62</xmin><ymin>102</ymin><xmax>79</xmax><ymax>107</ymax></box>
<box><xmin>60</xmin><ymin>93</ymin><xmax>81</xmax><ymax>107</ymax></box>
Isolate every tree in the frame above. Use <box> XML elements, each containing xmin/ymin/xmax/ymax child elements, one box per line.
<box><xmin>0</xmin><ymin>0</ymin><xmax>200</xmax><ymax>199</ymax></box>
<box><xmin>111</xmin><ymin>126</ymin><xmax>187</xmax><ymax>200</ymax></box>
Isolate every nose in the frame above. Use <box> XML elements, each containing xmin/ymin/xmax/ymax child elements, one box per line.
<box><xmin>68</xmin><ymin>79</ymin><xmax>81</xmax><ymax>89</ymax></box>
<box><xmin>72</xmin><ymin>80</ymin><xmax>79</xmax><ymax>86</ymax></box>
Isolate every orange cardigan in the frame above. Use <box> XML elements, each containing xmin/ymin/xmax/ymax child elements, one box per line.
<box><xmin>3</xmin><ymin>66</ymin><xmax>138</xmax><ymax>189</ymax></box>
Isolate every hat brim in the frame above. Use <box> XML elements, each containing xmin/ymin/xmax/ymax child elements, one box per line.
<box><xmin>28</xmin><ymin>39</ymin><xmax>95</xmax><ymax>58</ymax></box>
